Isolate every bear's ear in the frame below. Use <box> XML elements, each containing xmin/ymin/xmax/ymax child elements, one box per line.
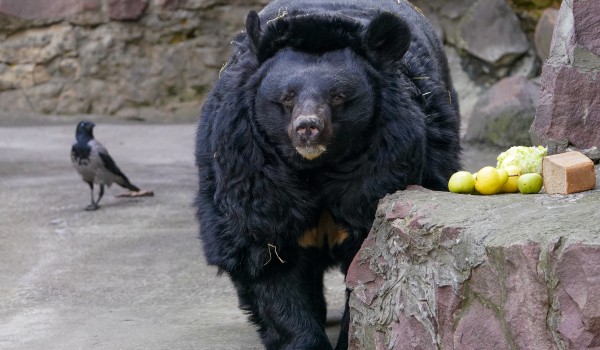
<box><xmin>363</xmin><ymin>12</ymin><xmax>411</xmax><ymax>67</ymax></box>
<box><xmin>246</xmin><ymin>11</ymin><xmax>262</xmax><ymax>55</ymax></box>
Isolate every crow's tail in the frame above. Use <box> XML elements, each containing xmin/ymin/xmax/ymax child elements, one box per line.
<box><xmin>116</xmin><ymin>176</ymin><xmax>140</xmax><ymax>192</ymax></box>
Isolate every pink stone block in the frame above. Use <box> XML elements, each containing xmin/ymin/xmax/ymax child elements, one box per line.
<box><xmin>469</xmin><ymin>257</ymin><xmax>503</xmax><ymax>306</ymax></box>
<box><xmin>531</xmin><ymin>65</ymin><xmax>600</xmax><ymax>151</ymax></box>
<box><xmin>390</xmin><ymin>314</ymin><xmax>436</xmax><ymax>350</ymax></box>
<box><xmin>108</xmin><ymin>0</ymin><xmax>148</xmax><ymax>20</ymax></box>
<box><xmin>386</xmin><ymin>201</ymin><xmax>412</xmax><ymax>221</ymax></box>
<box><xmin>573</xmin><ymin>0</ymin><xmax>600</xmax><ymax>57</ymax></box>
<box><xmin>454</xmin><ymin>300</ymin><xmax>509</xmax><ymax>350</ymax></box>
<box><xmin>556</xmin><ymin>243</ymin><xmax>600</xmax><ymax>348</ymax></box>
<box><xmin>0</xmin><ymin>0</ymin><xmax>99</xmax><ymax>20</ymax></box>
<box><xmin>436</xmin><ymin>285</ymin><xmax>463</xmax><ymax>349</ymax></box>
<box><xmin>157</xmin><ymin>0</ymin><xmax>179</xmax><ymax>10</ymax></box>
<box><xmin>346</xmin><ymin>234</ymin><xmax>381</xmax><ymax>306</ymax></box>
<box><xmin>503</xmin><ymin>242</ymin><xmax>557</xmax><ymax>349</ymax></box>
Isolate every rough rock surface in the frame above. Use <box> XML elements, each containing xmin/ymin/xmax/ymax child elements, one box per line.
<box><xmin>411</xmin><ymin>0</ymin><xmax>557</xmax><ymax>142</ymax></box>
<box><xmin>0</xmin><ymin>0</ymin><xmax>270</xmax><ymax>118</ymax></box>
<box><xmin>531</xmin><ymin>0</ymin><xmax>600</xmax><ymax>156</ymax></box>
<box><xmin>108</xmin><ymin>0</ymin><xmax>149</xmax><ymax>20</ymax></box>
<box><xmin>0</xmin><ymin>0</ymin><xmax>101</xmax><ymax>21</ymax></box>
<box><xmin>347</xmin><ymin>168</ymin><xmax>600</xmax><ymax>350</ymax></box>
<box><xmin>464</xmin><ymin>75</ymin><xmax>539</xmax><ymax>147</ymax></box>
<box><xmin>535</xmin><ymin>8</ymin><xmax>559</xmax><ymax>62</ymax></box>
<box><xmin>455</xmin><ymin>0</ymin><xmax>529</xmax><ymax>65</ymax></box>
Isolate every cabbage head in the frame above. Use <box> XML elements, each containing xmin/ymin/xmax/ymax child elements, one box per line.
<box><xmin>497</xmin><ymin>146</ymin><xmax>548</xmax><ymax>174</ymax></box>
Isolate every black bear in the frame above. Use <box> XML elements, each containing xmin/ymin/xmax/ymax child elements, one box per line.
<box><xmin>195</xmin><ymin>0</ymin><xmax>461</xmax><ymax>349</ymax></box>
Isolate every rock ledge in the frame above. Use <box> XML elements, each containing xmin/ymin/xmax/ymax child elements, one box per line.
<box><xmin>347</xmin><ymin>168</ymin><xmax>600</xmax><ymax>350</ymax></box>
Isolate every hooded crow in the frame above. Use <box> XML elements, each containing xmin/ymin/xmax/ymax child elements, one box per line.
<box><xmin>71</xmin><ymin>120</ymin><xmax>140</xmax><ymax>210</ymax></box>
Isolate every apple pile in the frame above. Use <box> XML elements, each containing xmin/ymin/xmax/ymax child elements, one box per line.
<box><xmin>448</xmin><ymin>146</ymin><xmax>548</xmax><ymax>195</ymax></box>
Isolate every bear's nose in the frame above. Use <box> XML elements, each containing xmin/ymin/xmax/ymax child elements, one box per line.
<box><xmin>294</xmin><ymin>116</ymin><xmax>323</xmax><ymax>141</ymax></box>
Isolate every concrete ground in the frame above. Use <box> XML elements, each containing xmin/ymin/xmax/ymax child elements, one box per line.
<box><xmin>0</xmin><ymin>115</ymin><xmax>497</xmax><ymax>350</ymax></box>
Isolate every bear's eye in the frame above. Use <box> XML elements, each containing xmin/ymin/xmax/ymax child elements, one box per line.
<box><xmin>280</xmin><ymin>92</ymin><xmax>295</xmax><ymax>107</ymax></box>
<box><xmin>331</xmin><ymin>93</ymin><xmax>346</xmax><ymax>106</ymax></box>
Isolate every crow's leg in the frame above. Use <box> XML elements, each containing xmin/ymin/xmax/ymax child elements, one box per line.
<box><xmin>95</xmin><ymin>184</ymin><xmax>105</xmax><ymax>207</ymax></box>
<box><xmin>85</xmin><ymin>182</ymin><xmax>99</xmax><ymax>211</ymax></box>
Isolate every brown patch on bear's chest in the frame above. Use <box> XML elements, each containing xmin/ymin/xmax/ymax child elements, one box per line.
<box><xmin>298</xmin><ymin>210</ymin><xmax>348</xmax><ymax>249</ymax></box>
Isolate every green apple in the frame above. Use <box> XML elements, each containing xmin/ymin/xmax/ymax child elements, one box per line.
<box><xmin>448</xmin><ymin>171</ymin><xmax>475</xmax><ymax>194</ymax></box>
<box><xmin>518</xmin><ymin>173</ymin><xmax>543</xmax><ymax>194</ymax></box>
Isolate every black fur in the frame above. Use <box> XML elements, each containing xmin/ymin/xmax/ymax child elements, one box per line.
<box><xmin>195</xmin><ymin>1</ymin><xmax>461</xmax><ymax>349</ymax></box>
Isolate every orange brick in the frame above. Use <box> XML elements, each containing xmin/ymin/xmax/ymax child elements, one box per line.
<box><xmin>542</xmin><ymin>151</ymin><xmax>596</xmax><ymax>194</ymax></box>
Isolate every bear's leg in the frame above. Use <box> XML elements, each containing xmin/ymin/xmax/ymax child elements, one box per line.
<box><xmin>231</xmin><ymin>251</ymin><xmax>332</xmax><ymax>350</ymax></box>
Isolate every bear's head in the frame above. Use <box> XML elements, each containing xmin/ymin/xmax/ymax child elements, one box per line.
<box><xmin>246</xmin><ymin>11</ymin><xmax>411</xmax><ymax>164</ymax></box>
<box><xmin>254</xmin><ymin>49</ymin><xmax>375</xmax><ymax>161</ymax></box>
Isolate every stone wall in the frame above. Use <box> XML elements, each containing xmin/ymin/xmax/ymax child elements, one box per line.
<box><xmin>0</xmin><ymin>0</ymin><xmax>269</xmax><ymax>120</ymax></box>
<box><xmin>530</xmin><ymin>0</ymin><xmax>600</xmax><ymax>160</ymax></box>
<box><xmin>411</xmin><ymin>0</ymin><xmax>560</xmax><ymax>146</ymax></box>
<box><xmin>0</xmin><ymin>0</ymin><xmax>559</xmax><ymax>128</ymax></box>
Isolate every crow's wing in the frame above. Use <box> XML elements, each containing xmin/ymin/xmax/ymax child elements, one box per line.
<box><xmin>97</xmin><ymin>146</ymin><xmax>140</xmax><ymax>192</ymax></box>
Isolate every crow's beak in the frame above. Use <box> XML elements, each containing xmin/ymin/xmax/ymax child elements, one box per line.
<box><xmin>86</xmin><ymin>122</ymin><xmax>95</xmax><ymax>131</ymax></box>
